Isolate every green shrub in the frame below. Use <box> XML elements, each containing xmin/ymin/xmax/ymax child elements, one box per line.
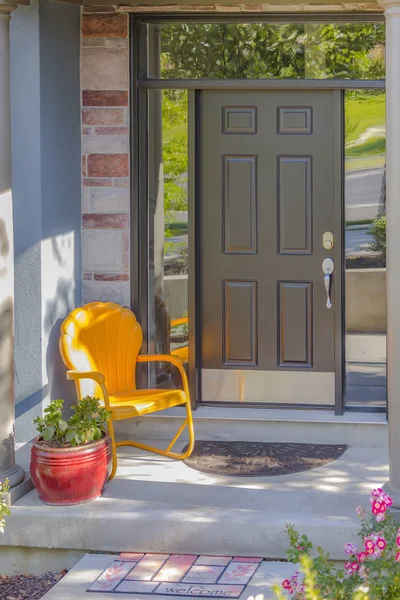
<box><xmin>276</xmin><ymin>488</ymin><xmax>400</xmax><ymax>599</ymax></box>
<box><xmin>34</xmin><ymin>397</ymin><xmax>111</xmax><ymax>448</ymax></box>
<box><xmin>0</xmin><ymin>479</ymin><xmax>10</xmax><ymax>533</ymax></box>
<box><xmin>369</xmin><ymin>214</ymin><xmax>386</xmax><ymax>258</ymax></box>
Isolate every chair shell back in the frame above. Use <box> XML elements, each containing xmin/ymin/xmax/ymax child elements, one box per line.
<box><xmin>59</xmin><ymin>302</ymin><xmax>143</xmax><ymax>398</ymax></box>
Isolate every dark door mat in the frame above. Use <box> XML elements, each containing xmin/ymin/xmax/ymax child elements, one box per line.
<box><xmin>182</xmin><ymin>441</ymin><xmax>347</xmax><ymax>477</ymax></box>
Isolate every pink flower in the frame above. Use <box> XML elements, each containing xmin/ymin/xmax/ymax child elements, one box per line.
<box><xmin>385</xmin><ymin>495</ymin><xmax>393</xmax><ymax>507</ymax></box>
<box><xmin>344</xmin><ymin>543</ymin><xmax>358</xmax><ymax>556</ymax></box>
<box><xmin>363</xmin><ymin>535</ymin><xmax>384</xmax><ymax>558</ymax></box>
<box><xmin>376</xmin><ymin>537</ymin><xmax>387</xmax><ymax>551</ymax></box>
<box><xmin>297</xmin><ymin>546</ymin><xmax>305</xmax><ymax>551</ymax></box>
<box><xmin>370</xmin><ymin>489</ymin><xmax>393</xmax><ymax>514</ymax></box>
<box><xmin>372</xmin><ymin>500</ymin><xmax>386</xmax><ymax>515</ymax></box>
<box><xmin>397</xmin><ymin>536</ymin><xmax>400</xmax><ymax>547</ymax></box>
<box><xmin>345</xmin><ymin>561</ymin><xmax>360</xmax><ymax>575</ymax></box>
<box><xmin>357</xmin><ymin>552</ymin><xmax>368</xmax><ymax>563</ymax></box>
<box><xmin>364</xmin><ymin>539</ymin><xmax>375</xmax><ymax>554</ymax></box>
<box><xmin>356</xmin><ymin>506</ymin><xmax>367</xmax><ymax>518</ymax></box>
<box><xmin>371</xmin><ymin>498</ymin><xmax>387</xmax><ymax>522</ymax></box>
<box><xmin>282</xmin><ymin>579</ymin><xmax>292</xmax><ymax>591</ymax></box>
<box><xmin>396</xmin><ymin>552</ymin><xmax>400</xmax><ymax>563</ymax></box>
<box><xmin>376</xmin><ymin>512</ymin><xmax>386</xmax><ymax>523</ymax></box>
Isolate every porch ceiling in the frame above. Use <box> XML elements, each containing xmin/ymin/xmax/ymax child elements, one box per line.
<box><xmin>72</xmin><ymin>0</ymin><xmax>383</xmax><ymax>12</ymax></box>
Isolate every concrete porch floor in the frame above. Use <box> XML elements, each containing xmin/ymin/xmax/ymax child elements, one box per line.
<box><xmin>2</xmin><ymin>441</ymin><xmax>389</xmax><ymax>562</ymax></box>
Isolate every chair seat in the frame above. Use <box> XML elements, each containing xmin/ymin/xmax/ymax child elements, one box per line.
<box><xmin>108</xmin><ymin>388</ymin><xmax>187</xmax><ymax>420</ymax></box>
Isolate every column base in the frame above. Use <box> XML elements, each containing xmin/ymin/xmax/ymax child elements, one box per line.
<box><xmin>1</xmin><ymin>463</ymin><xmax>25</xmax><ymax>488</ymax></box>
<box><xmin>9</xmin><ymin>474</ymin><xmax>33</xmax><ymax>504</ymax></box>
<box><xmin>1</xmin><ymin>464</ymin><xmax>33</xmax><ymax>505</ymax></box>
<box><xmin>383</xmin><ymin>481</ymin><xmax>400</xmax><ymax>510</ymax></box>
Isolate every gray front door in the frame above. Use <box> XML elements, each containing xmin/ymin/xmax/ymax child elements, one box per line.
<box><xmin>200</xmin><ymin>90</ymin><xmax>341</xmax><ymax>406</ymax></box>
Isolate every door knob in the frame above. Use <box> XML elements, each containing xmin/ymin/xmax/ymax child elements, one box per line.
<box><xmin>322</xmin><ymin>258</ymin><xmax>334</xmax><ymax>309</ymax></box>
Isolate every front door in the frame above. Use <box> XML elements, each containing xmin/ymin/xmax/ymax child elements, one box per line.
<box><xmin>200</xmin><ymin>90</ymin><xmax>341</xmax><ymax>407</ymax></box>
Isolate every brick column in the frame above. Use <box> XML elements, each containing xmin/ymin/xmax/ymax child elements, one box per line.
<box><xmin>81</xmin><ymin>10</ymin><xmax>130</xmax><ymax>305</ymax></box>
<box><xmin>0</xmin><ymin>1</ymin><xmax>25</xmax><ymax>492</ymax></box>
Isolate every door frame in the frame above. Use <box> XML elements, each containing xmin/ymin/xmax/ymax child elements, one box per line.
<box><xmin>130</xmin><ymin>14</ymin><xmax>386</xmax><ymax>415</ymax></box>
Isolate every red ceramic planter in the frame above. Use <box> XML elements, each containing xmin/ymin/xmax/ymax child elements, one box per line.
<box><xmin>30</xmin><ymin>436</ymin><xmax>112</xmax><ymax>505</ymax></box>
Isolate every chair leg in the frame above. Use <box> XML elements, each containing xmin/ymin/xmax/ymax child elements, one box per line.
<box><xmin>115</xmin><ymin>399</ymin><xmax>195</xmax><ymax>460</ymax></box>
<box><xmin>107</xmin><ymin>419</ymin><xmax>118</xmax><ymax>481</ymax></box>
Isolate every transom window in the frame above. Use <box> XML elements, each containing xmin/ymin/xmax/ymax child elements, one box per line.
<box><xmin>146</xmin><ymin>22</ymin><xmax>385</xmax><ymax>80</ymax></box>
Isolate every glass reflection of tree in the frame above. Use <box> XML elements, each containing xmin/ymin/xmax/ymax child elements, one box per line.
<box><xmin>163</xmin><ymin>90</ymin><xmax>188</xmax><ymax>277</ymax></box>
<box><xmin>160</xmin><ymin>23</ymin><xmax>385</xmax><ymax>80</ymax></box>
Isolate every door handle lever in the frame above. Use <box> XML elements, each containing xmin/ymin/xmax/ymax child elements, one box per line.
<box><xmin>324</xmin><ymin>273</ymin><xmax>332</xmax><ymax>309</ymax></box>
<box><xmin>322</xmin><ymin>258</ymin><xmax>334</xmax><ymax>309</ymax></box>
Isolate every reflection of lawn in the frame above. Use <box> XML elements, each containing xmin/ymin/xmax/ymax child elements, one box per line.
<box><xmin>165</xmin><ymin>222</ymin><xmax>188</xmax><ymax>234</ymax></box>
<box><xmin>345</xmin><ymin>93</ymin><xmax>385</xmax><ymax>143</ymax></box>
<box><xmin>163</xmin><ymin>122</ymin><xmax>187</xmax><ymax>143</ymax></box>
<box><xmin>346</xmin><ymin>137</ymin><xmax>385</xmax><ymax>157</ymax></box>
<box><xmin>346</xmin><ymin>154</ymin><xmax>385</xmax><ymax>172</ymax></box>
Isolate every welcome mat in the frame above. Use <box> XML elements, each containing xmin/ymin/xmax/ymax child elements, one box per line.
<box><xmin>182</xmin><ymin>441</ymin><xmax>348</xmax><ymax>477</ymax></box>
<box><xmin>88</xmin><ymin>554</ymin><xmax>263</xmax><ymax>597</ymax></box>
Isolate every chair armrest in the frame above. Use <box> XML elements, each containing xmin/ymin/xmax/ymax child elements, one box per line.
<box><xmin>137</xmin><ymin>355</ymin><xmax>189</xmax><ymax>396</ymax></box>
<box><xmin>66</xmin><ymin>370</ymin><xmax>110</xmax><ymax>410</ymax></box>
<box><xmin>66</xmin><ymin>370</ymin><xmax>105</xmax><ymax>385</ymax></box>
<box><xmin>137</xmin><ymin>354</ymin><xmax>184</xmax><ymax>369</ymax></box>
<box><xmin>171</xmin><ymin>317</ymin><xmax>188</xmax><ymax>328</ymax></box>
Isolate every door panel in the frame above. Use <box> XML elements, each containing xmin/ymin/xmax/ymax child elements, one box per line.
<box><xmin>277</xmin><ymin>156</ymin><xmax>312</xmax><ymax>255</ymax></box>
<box><xmin>278</xmin><ymin>281</ymin><xmax>312</xmax><ymax>367</ymax></box>
<box><xmin>200</xmin><ymin>90</ymin><xmax>339</xmax><ymax>405</ymax></box>
<box><xmin>223</xmin><ymin>280</ymin><xmax>258</xmax><ymax>366</ymax></box>
<box><xmin>223</xmin><ymin>155</ymin><xmax>257</xmax><ymax>254</ymax></box>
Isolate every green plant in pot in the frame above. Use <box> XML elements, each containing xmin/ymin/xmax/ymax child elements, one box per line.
<box><xmin>30</xmin><ymin>397</ymin><xmax>112</xmax><ymax>505</ymax></box>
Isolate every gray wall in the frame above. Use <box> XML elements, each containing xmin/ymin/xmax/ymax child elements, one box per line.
<box><xmin>10</xmin><ymin>0</ymin><xmax>81</xmax><ymax>443</ymax></box>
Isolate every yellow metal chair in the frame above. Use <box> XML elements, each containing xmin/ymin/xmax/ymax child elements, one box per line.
<box><xmin>59</xmin><ymin>302</ymin><xmax>195</xmax><ymax>481</ymax></box>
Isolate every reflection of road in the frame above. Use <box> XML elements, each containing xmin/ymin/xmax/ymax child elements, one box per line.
<box><xmin>345</xmin><ymin>168</ymin><xmax>384</xmax><ymax>222</ymax></box>
<box><xmin>346</xmin><ymin>333</ymin><xmax>386</xmax><ymax>407</ymax></box>
<box><xmin>346</xmin><ymin>226</ymin><xmax>374</xmax><ymax>256</ymax></box>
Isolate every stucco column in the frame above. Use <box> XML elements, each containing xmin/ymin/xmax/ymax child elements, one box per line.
<box><xmin>0</xmin><ymin>1</ymin><xmax>24</xmax><ymax>490</ymax></box>
<box><xmin>380</xmin><ymin>0</ymin><xmax>400</xmax><ymax>507</ymax></box>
